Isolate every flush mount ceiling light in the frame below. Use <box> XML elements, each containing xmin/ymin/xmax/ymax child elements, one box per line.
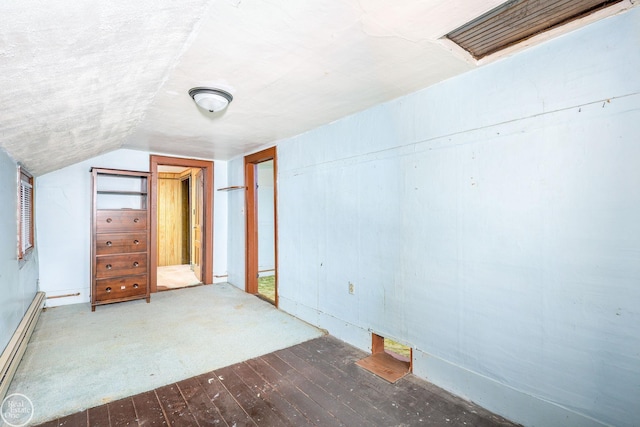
<box><xmin>188</xmin><ymin>87</ymin><xmax>233</xmax><ymax>112</ymax></box>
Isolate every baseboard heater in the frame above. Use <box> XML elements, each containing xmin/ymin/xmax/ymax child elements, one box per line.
<box><xmin>0</xmin><ymin>291</ymin><xmax>45</xmax><ymax>402</ymax></box>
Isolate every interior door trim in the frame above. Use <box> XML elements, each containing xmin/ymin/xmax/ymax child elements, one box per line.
<box><xmin>245</xmin><ymin>147</ymin><xmax>278</xmax><ymax>305</ymax></box>
<box><xmin>149</xmin><ymin>155</ymin><xmax>214</xmax><ymax>292</ymax></box>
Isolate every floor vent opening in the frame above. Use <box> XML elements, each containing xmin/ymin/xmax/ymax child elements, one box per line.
<box><xmin>356</xmin><ymin>333</ymin><xmax>412</xmax><ymax>383</ymax></box>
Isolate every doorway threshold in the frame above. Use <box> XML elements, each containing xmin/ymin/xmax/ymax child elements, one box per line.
<box><xmin>254</xmin><ymin>293</ymin><xmax>276</xmax><ymax>306</ymax></box>
<box><xmin>157</xmin><ymin>282</ymin><xmax>204</xmax><ymax>292</ymax></box>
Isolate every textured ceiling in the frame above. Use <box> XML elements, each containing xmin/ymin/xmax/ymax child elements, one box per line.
<box><xmin>0</xmin><ymin>0</ymin><xmax>213</xmax><ymax>175</ymax></box>
<box><xmin>1</xmin><ymin>0</ymin><xmax>621</xmax><ymax>176</ymax></box>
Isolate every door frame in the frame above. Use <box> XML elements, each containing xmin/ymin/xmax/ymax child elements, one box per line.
<box><xmin>245</xmin><ymin>147</ymin><xmax>278</xmax><ymax>305</ymax></box>
<box><xmin>179</xmin><ymin>173</ymin><xmax>191</xmax><ymax>265</ymax></box>
<box><xmin>150</xmin><ymin>155</ymin><xmax>214</xmax><ymax>292</ymax></box>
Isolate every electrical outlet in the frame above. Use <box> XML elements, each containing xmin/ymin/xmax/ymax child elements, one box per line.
<box><xmin>348</xmin><ymin>282</ymin><xmax>355</xmax><ymax>295</ymax></box>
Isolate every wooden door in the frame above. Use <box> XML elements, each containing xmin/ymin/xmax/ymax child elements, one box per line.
<box><xmin>193</xmin><ymin>169</ymin><xmax>203</xmax><ymax>280</ymax></box>
<box><xmin>157</xmin><ymin>173</ymin><xmax>182</xmax><ymax>266</ymax></box>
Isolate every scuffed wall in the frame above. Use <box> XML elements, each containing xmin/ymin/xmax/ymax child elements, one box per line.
<box><xmin>227</xmin><ymin>8</ymin><xmax>640</xmax><ymax>427</ymax></box>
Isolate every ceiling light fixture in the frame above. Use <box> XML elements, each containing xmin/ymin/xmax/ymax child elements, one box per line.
<box><xmin>188</xmin><ymin>87</ymin><xmax>233</xmax><ymax>112</ymax></box>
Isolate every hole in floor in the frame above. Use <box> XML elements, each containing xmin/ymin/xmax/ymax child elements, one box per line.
<box><xmin>356</xmin><ymin>333</ymin><xmax>412</xmax><ymax>383</ymax></box>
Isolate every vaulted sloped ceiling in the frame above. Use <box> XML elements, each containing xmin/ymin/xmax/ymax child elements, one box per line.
<box><xmin>0</xmin><ymin>0</ymin><xmax>215</xmax><ymax>175</ymax></box>
<box><xmin>1</xmin><ymin>0</ymin><xmax>631</xmax><ymax>176</ymax></box>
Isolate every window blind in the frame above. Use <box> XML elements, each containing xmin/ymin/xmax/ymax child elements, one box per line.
<box><xmin>20</xmin><ymin>175</ymin><xmax>33</xmax><ymax>254</ymax></box>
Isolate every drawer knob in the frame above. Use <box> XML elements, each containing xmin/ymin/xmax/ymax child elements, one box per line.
<box><xmin>105</xmin><ymin>287</ymin><xmax>112</xmax><ymax>293</ymax></box>
<box><xmin>133</xmin><ymin>239</ymin><xmax>140</xmax><ymax>245</ymax></box>
<box><xmin>106</xmin><ymin>241</ymin><xmax>112</xmax><ymax>246</ymax></box>
<box><xmin>133</xmin><ymin>283</ymin><xmax>139</xmax><ymax>289</ymax></box>
<box><xmin>133</xmin><ymin>218</ymin><xmax>140</xmax><ymax>223</ymax></box>
<box><xmin>106</xmin><ymin>264</ymin><xmax>112</xmax><ymax>270</ymax></box>
<box><xmin>106</xmin><ymin>218</ymin><xmax>112</xmax><ymax>223</ymax></box>
<box><xmin>133</xmin><ymin>262</ymin><xmax>139</xmax><ymax>267</ymax></box>
<box><xmin>121</xmin><ymin>285</ymin><xmax>126</xmax><ymax>290</ymax></box>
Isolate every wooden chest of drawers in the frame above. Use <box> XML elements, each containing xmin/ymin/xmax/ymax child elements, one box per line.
<box><xmin>91</xmin><ymin>168</ymin><xmax>151</xmax><ymax>311</ymax></box>
<box><xmin>96</xmin><ymin>210</ymin><xmax>147</xmax><ymax>232</ymax></box>
<box><xmin>95</xmin><ymin>232</ymin><xmax>147</xmax><ymax>255</ymax></box>
<box><xmin>94</xmin><ymin>275</ymin><xmax>148</xmax><ymax>302</ymax></box>
<box><xmin>95</xmin><ymin>252</ymin><xmax>148</xmax><ymax>279</ymax></box>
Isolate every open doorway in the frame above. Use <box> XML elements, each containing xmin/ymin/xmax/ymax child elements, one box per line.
<box><xmin>149</xmin><ymin>156</ymin><xmax>214</xmax><ymax>293</ymax></box>
<box><xmin>257</xmin><ymin>160</ymin><xmax>276</xmax><ymax>301</ymax></box>
<box><xmin>156</xmin><ymin>166</ymin><xmax>202</xmax><ymax>291</ymax></box>
<box><xmin>245</xmin><ymin>147</ymin><xmax>278</xmax><ymax>305</ymax></box>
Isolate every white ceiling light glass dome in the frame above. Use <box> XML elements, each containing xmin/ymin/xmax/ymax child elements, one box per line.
<box><xmin>189</xmin><ymin>87</ymin><xmax>233</xmax><ymax>112</ymax></box>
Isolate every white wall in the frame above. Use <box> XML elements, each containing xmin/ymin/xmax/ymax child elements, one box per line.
<box><xmin>0</xmin><ymin>149</ymin><xmax>39</xmax><ymax>353</ymax></box>
<box><xmin>36</xmin><ymin>149</ymin><xmax>228</xmax><ymax>306</ymax></box>
<box><xmin>227</xmin><ymin>8</ymin><xmax>640</xmax><ymax>427</ymax></box>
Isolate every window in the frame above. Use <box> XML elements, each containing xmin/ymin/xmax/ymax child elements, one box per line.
<box><xmin>18</xmin><ymin>166</ymin><xmax>34</xmax><ymax>259</ymax></box>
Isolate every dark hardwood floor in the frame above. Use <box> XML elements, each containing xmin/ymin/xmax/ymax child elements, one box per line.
<box><xmin>35</xmin><ymin>335</ymin><xmax>518</xmax><ymax>426</ymax></box>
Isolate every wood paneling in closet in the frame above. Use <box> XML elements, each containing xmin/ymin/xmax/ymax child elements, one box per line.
<box><xmin>157</xmin><ymin>172</ymin><xmax>184</xmax><ymax>266</ymax></box>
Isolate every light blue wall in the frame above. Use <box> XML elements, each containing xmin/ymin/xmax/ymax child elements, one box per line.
<box><xmin>228</xmin><ymin>8</ymin><xmax>640</xmax><ymax>427</ymax></box>
<box><xmin>213</xmin><ymin>160</ymin><xmax>229</xmax><ymax>281</ymax></box>
<box><xmin>0</xmin><ymin>149</ymin><xmax>39</xmax><ymax>353</ymax></box>
<box><xmin>226</xmin><ymin>156</ymin><xmax>246</xmax><ymax>289</ymax></box>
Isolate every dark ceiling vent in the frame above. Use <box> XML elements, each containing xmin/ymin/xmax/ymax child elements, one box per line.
<box><xmin>445</xmin><ymin>0</ymin><xmax>624</xmax><ymax>59</ymax></box>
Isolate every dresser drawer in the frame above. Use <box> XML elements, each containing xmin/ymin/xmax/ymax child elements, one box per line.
<box><xmin>96</xmin><ymin>210</ymin><xmax>147</xmax><ymax>232</ymax></box>
<box><xmin>96</xmin><ymin>253</ymin><xmax>147</xmax><ymax>279</ymax></box>
<box><xmin>96</xmin><ymin>233</ymin><xmax>147</xmax><ymax>255</ymax></box>
<box><xmin>95</xmin><ymin>275</ymin><xmax>147</xmax><ymax>302</ymax></box>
